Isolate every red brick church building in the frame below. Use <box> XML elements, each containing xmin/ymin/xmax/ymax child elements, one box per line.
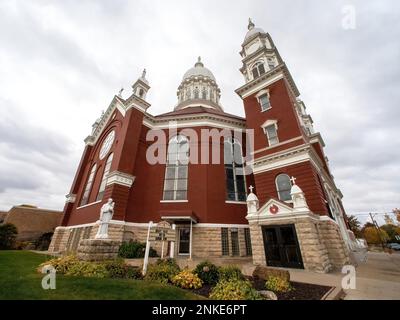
<box><xmin>49</xmin><ymin>20</ymin><xmax>354</xmax><ymax>272</ymax></box>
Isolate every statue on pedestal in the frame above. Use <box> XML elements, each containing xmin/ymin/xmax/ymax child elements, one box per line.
<box><xmin>95</xmin><ymin>198</ymin><xmax>115</xmax><ymax>239</ymax></box>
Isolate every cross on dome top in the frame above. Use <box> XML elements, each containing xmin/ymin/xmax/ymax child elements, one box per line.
<box><xmin>249</xmin><ymin>185</ymin><xmax>254</xmax><ymax>193</ymax></box>
<box><xmin>290</xmin><ymin>176</ymin><xmax>297</xmax><ymax>185</ymax></box>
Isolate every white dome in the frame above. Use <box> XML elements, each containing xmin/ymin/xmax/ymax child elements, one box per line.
<box><xmin>244</xmin><ymin>27</ymin><xmax>265</xmax><ymax>42</ymax></box>
<box><xmin>247</xmin><ymin>193</ymin><xmax>259</xmax><ymax>201</ymax></box>
<box><xmin>182</xmin><ymin>57</ymin><xmax>216</xmax><ymax>82</ymax></box>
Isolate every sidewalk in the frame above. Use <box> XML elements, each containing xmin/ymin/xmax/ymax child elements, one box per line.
<box><xmin>343</xmin><ymin>251</ymin><xmax>400</xmax><ymax>300</ymax></box>
<box><xmin>288</xmin><ymin>251</ymin><xmax>400</xmax><ymax>300</ymax></box>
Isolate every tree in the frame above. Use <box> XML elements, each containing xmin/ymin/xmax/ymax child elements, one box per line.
<box><xmin>380</xmin><ymin>224</ymin><xmax>400</xmax><ymax>243</ymax></box>
<box><xmin>363</xmin><ymin>227</ymin><xmax>389</xmax><ymax>245</ymax></box>
<box><xmin>0</xmin><ymin>223</ymin><xmax>18</xmax><ymax>249</ymax></box>
<box><xmin>393</xmin><ymin>208</ymin><xmax>400</xmax><ymax>224</ymax></box>
<box><xmin>347</xmin><ymin>215</ymin><xmax>362</xmax><ymax>237</ymax></box>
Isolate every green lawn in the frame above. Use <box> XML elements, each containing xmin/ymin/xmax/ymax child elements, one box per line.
<box><xmin>0</xmin><ymin>251</ymin><xmax>201</xmax><ymax>300</ymax></box>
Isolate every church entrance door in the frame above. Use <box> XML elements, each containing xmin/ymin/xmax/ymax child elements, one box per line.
<box><xmin>261</xmin><ymin>225</ymin><xmax>303</xmax><ymax>269</ymax></box>
<box><xmin>178</xmin><ymin>227</ymin><xmax>190</xmax><ymax>255</ymax></box>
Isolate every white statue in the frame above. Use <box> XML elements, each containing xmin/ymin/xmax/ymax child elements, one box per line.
<box><xmin>95</xmin><ymin>198</ymin><xmax>115</xmax><ymax>239</ymax></box>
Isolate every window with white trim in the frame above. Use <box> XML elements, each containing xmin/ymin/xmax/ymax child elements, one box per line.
<box><xmin>80</xmin><ymin>164</ymin><xmax>97</xmax><ymax>206</ymax></box>
<box><xmin>252</xmin><ymin>62</ymin><xmax>266</xmax><ymax>79</ymax></box>
<box><xmin>96</xmin><ymin>153</ymin><xmax>113</xmax><ymax>201</ymax></box>
<box><xmin>259</xmin><ymin>94</ymin><xmax>271</xmax><ymax>111</ymax></box>
<box><xmin>276</xmin><ymin>174</ymin><xmax>292</xmax><ymax>201</ymax></box>
<box><xmin>265</xmin><ymin>124</ymin><xmax>279</xmax><ymax>146</ymax></box>
<box><xmin>224</xmin><ymin>137</ymin><xmax>246</xmax><ymax>201</ymax></box>
<box><xmin>163</xmin><ymin>135</ymin><xmax>189</xmax><ymax>200</ymax></box>
<box><xmin>267</xmin><ymin>58</ymin><xmax>275</xmax><ymax>70</ymax></box>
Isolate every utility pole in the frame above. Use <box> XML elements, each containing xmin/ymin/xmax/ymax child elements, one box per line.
<box><xmin>369</xmin><ymin>213</ymin><xmax>385</xmax><ymax>250</ymax></box>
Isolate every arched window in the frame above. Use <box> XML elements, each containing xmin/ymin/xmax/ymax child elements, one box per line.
<box><xmin>224</xmin><ymin>137</ymin><xmax>246</xmax><ymax>201</ymax></box>
<box><xmin>185</xmin><ymin>88</ymin><xmax>191</xmax><ymax>100</ymax></box>
<box><xmin>96</xmin><ymin>153</ymin><xmax>113</xmax><ymax>201</ymax></box>
<box><xmin>194</xmin><ymin>87</ymin><xmax>199</xmax><ymax>99</ymax></box>
<box><xmin>276</xmin><ymin>174</ymin><xmax>292</xmax><ymax>201</ymax></box>
<box><xmin>163</xmin><ymin>135</ymin><xmax>189</xmax><ymax>200</ymax></box>
<box><xmin>80</xmin><ymin>164</ymin><xmax>97</xmax><ymax>206</ymax></box>
<box><xmin>252</xmin><ymin>62</ymin><xmax>266</xmax><ymax>79</ymax></box>
<box><xmin>201</xmin><ymin>87</ymin><xmax>207</xmax><ymax>99</ymax></box>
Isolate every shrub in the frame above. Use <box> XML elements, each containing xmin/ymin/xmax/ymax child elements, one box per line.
<box><xmin>65</xmin><ymin>261</ymin><xmax>109</xmax><ymax>278</ymax></box>
<box><xmin>145</xmin><ymin>258</ymin><xmax>180</xmax><ymax>284</ymax></box>
<box><xmin>104</xmin><ymin>259</ymin><xmax>142</xmax><ymax>279</ymax></box>
<box><xmin>218</xmin><ymin>265</ymin><xmax>244</xmax><ymax>281</ymax></box>
<box><xmin>118</xmin><ymin>240</ymin><xmax>158</xmax><ymax>258</ymax></box>
<box><xmin>35</xmin><ymin>232</ymin><xmax>53</xmax><ymax>251</ymax></box>
<box><xmin>38</xmin><ymin>255</ymin><xmax>80</xmax><ymax>274</ymax></box>
<box><xmin>172</xmin><ymin>269</ymin><xmax>203</xmax><ymax>289</ymax></box>
<box><xmin>194</xmin><ymin>261</ymin><xmax>219</xmax><ymax>285</ymax></box>
<box><xmin>209</xmin><ymin>279</ymin><xmax>261</xmax><ymax>300</ymax></box>
<box><xmin>265</xmin><ymin>276</ymin><xmax>293</xmax><ymax>293</ymax></box>
<box><xmin>0</xmin><ymin>223</ymin><xmax>18</xmax><ymax>249</ymax></box>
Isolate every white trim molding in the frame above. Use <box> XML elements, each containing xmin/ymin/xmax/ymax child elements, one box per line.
<box><xmin>106</xmin><ymin>171</ymin><xmax>135</xmax><ymax>188</ymax></box>
<box><xmin>65</xmin><ymin>193</ymin><xmax>76</xmax><ymax>204</ymax></box>
<box><xmin>76</xmin><ymin>200</ymin><xmax>102</xmax><ymax>210</ymax></box>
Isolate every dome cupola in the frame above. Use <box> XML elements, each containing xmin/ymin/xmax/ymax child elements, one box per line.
<box><xmin>175</xmin><ymin>57</ymin><xmax>223</xmax><ymax>111</ymax></box>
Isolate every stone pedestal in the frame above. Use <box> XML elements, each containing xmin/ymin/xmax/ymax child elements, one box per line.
<box><xmin>77</xmin><ymin>239</ymin><xmax>121</xmax><ymax>261</ymax></box>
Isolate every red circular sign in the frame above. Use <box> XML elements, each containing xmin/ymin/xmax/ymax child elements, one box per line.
<box><xmin>269</xmin><ymin>205</ymin><xmax>279</xmax><ymax>214</ymax></box>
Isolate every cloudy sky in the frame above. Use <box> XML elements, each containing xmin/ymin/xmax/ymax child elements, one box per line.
<box><xmin>0</xmin><ymin>0</ymin><xmax>399</xmax><ymax>225</ymax></box>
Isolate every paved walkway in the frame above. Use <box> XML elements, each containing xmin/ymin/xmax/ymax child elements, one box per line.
<box><xmin>343</xmin><ymin>252</ymin><xmax>400</xmax><ymax>300</ymax></box>
<box><xmin>288</xmin><ymin>251</ymin><xmax>400</xmax><ymax>300</ymax></box>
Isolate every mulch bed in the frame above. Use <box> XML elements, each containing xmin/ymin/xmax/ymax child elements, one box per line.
<box><xmin>250</xmin><ymin>277</ymin><xmax>332</xmax><ymax>300</ymax></box>
<box><xmin>188</xmin><ymin>277</ymin><xmax>332</xmax><ymax>300</ymax></box>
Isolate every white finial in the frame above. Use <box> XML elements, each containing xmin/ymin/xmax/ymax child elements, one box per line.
<box><xmin>248</xmin><ymin>18</ymin><xmax>255</xmax><ymax>30</ymax></box>
<box><xmin>290</xmin><ymin>176</ymin><xmax>297</xmax><ymax>185</ymax></box>
<box><xmin>195</xmin><ymin>56</ymin><xmax>204</xmax><ymax>67</ymax></box>
<box><xmin>249</xmin><ymin>185</ymin><xmax>254</xmax><ymax>193</ymax></box>
<box><xmin>142</xmin><ymin>68</ymin><xmax>146</xmax><ymax>79</ymax></box>
<box><xmin>118</xmin><ymin>87</ymin><xmax>124</xmax><ymax>97</ymax></box>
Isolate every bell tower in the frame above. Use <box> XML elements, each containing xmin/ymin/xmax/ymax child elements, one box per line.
<box><xmin>132</xmin><ymin>69</ymin><xmax>150</xmax><ymax>101</ymax></box>
<box><xmin>239</xmin><ymin>18</ymin><xmax>283</xmax><ymax>83</ymax></box>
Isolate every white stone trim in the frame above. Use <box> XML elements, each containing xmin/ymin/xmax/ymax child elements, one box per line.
<box><xmin>225</xmin><ymin>201</ymin><xmax>247</xmax><ymax>205</ymax></box>
<box><xmin>160</xmin><ymin>200</ymin><xmax>189</xmax><ymax>203</ymax></box>
<box><xmin>239</xmin><ymin>72</ymin><xmax>284</xmax><ymax>99</ymax></box>
<box><xmin>195</xmin><ymin>223</ymin><xmax>249</xmax><ymax>228</ymax></box>
<box><xmin>76</xmin><ymin>200</ymin><xmax>102</xmax><ymax>210</ymax></box>
<box><xmin>143</xmin><ymin>114</ymin><xmax>246</xmax><ymax>131</ymax></box>
<box><xmin>261</xmin><ymin>119</ymin><xmax>277</xmax><ymax>130</ymax></box>
<box><xmin>65</xmin><ymin>193</ymin><xmax>76</xmax><ymax>204</ymax></box>
<box><xmin>106</xmin><ymin>171</ymin><xmax>135</xmax><ymax>188</ymax></box>
<box><xmin>320</xmin><ymin>215</ymin><xmax>339</xmax><ymax>226</ymax></box>
<box><xmin>252</xmin><ymin>136</ymin><xmax>303</xmax><ymax>155</ymax></box>
<box><xmin>251</xmin><ymin>145</ymin><xmax>311</xmax><ymax>174</ymax></box>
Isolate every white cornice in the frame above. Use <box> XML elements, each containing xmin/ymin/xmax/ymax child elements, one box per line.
<box><xmin>106</xmin><ymin>171</ymin><xmax>135</xmax><ymax>188</ymax></box>
<box><xmin>143</xmin><ymin>113</ymin><xmax>246</xmax><ymax>131</ymax></box>
<box><xmin>250</xmin><ymin>144</ymin><xmax>311</xmax><ymax>174</ymax></box>
<box><xmin>86</xmin><ymin>94</ymin><xmax>151</xmax><ymax>146</ymax></box>
<box><xmin>252</xmin><ymin>136</ymin><xmax>303</xmax><ymax>155</ymax></box>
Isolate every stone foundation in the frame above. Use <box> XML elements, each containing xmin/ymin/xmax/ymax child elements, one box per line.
<box><xmin>49</xmin><ymin>222</ymin><xmax>251</xmax><ymax>259</ymax></box>
<box><xmin>77</xmin><ymin>239</ymin><xmax>121</xmax><ymax>261</ymax></box>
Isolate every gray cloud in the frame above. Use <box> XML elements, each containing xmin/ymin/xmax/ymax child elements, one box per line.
<box><xmin>0</xmin><ymin>0</ymin><xmax>399</xmax><ymax>223</ymax></box>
